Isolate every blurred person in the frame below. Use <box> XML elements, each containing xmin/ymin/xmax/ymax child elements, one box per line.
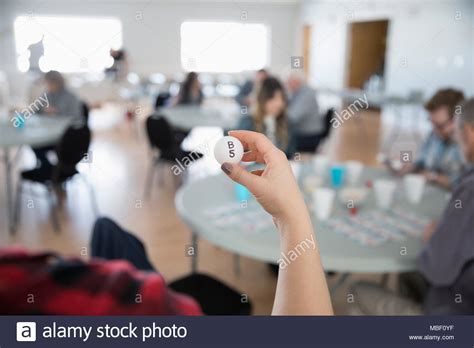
<box><xmin>171</xmin><ymin>71</ymin><xmax>203</xmax><ymax>144</ymax></box>
<box><xmin>0</xmin><ymin>217</ymin><xmax>201</xmax><ymax>315</ymax></box>
<box><xmin>39</xmin><ymin>70</ymin><xmax>82</xmax><ymax>118</ymax></box>
<box><xmin>31</xmin><ymin>70</ymin><xmax>83</xmax><ymax>169</ymax></box>
<box><xmin>286</xmin><ymin>72</ymin><xmax>324</xmax><ymax>152</ymax></box>
<box><xmin>105</xmin><ymin>48</ymin><xmax>128</xmax><ymax>80</ymax></box>
<box><xmin>388</xmin><ymin>88</ymin><xmax>465</xmax><ymax>190</ymax></box>
<box><xmin>353</xmin><ymin>98</ymin><xmax>474</xmax><ymax>315</ymax></box>
<box><xmin>235</xmin><ymin>69</ymin><xmax>268</xmax><ymax>108</ymax></box>
<box><xmin>0</xmin><ymin>131</ymin><xmax>333</xmax><ymax>316</ymax></box>
<box><xmin>415</xmin><ymin>97</ymin><xmax>474</xmax><ymax>314</ymax></box>
<box><xmin>237</xmin><ymin>77</ymin><xmax>296</xmax><ymax>157</ymax></box>
<box><xmin>173</xmin><ymin>72</ymin><xmax>203</xmax><ymax>106</ymax></box>
<box><xmin>27</xmin><ymin>35</ymin><xmax>44</xmax><ymax>72</ymax></box>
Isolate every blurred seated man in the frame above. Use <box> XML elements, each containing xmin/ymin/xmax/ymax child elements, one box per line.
<box><xmin>415</xmin><ymin>97</ymin><xmax>474</xmax><ymax>314</ymax></box>
<box><xmin>286</xmin><ymin>72</ymin><xmax>324</xmax><ymax>152</ymax></box>
<box><xmin>235</xmin><ymin>69</ymin><xmax>268</xmax><ymax>110</ymax></box>
<box><xmin>32</xmin><ymin>70</ymin><xmax>83</xmax><ymax>169</ymax></box>
<box><xmin>0</xmin><ymin>217</ymin><xmax>202</xmax><ymax>315</ymax></box>
<box><xmin>353</xmin><ymin>98</ymin><xmax>474</xmax><ymax>315</ymax></box>
<box><xmin>37</xmin><ymin>70</ymin><xmax>82</xmax><ymax>119</ymax></box>
<box><xmin>389</xmin><ymin>88</ymin><xmax>465</xmax><ymax>190</ymax></box>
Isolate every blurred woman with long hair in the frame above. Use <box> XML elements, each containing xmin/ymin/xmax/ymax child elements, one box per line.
<box><xmin>237</xmin><ymin>76</ymin><xmax>295</xmax><ymax>156</ymax></box>
<box><xmin>174</xmin><ymin>71</ymin><xmax>203</xmax><ymax>106</ymax></box>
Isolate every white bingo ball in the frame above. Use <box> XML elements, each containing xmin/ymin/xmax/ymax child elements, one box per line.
<box><xmin>213</xmin><ymin>136</ymin><xmax>244</xmax><ymax>164</ymax></box>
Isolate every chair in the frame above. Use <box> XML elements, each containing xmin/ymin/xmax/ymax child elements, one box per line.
<box><xmin>319</xmin><ymin>108</ymin><xmax>336</xmax><ymax>140</ymax></box>
<box><xmin>154</xmin><ymin>92</ymin><xmax>171</xmax><ymax>109</ymax></box>
<box><xmin>91</xmin><ymin>217</ymin><xmax>252</xmax><ymax>315</ymax></box>
<box><xmin>144</xmin><ymin>115</ymin><xmax>202</xmax><ymax>197</ymax></box>
<box><xmin>81</xmin><ymin>101</ymin><xmax>90</xmax><ymax>124</ymax></box>
<box><xmin>13</xmin><ymin>123</ymin><xmax>99</xmax><ymax>233</ymax></box>
<box><xmin>311</xmin><ymin>108</ymin><xmax>336</xmax><ymax>152</ymax></box>
<box><xmin>295</xmin><ymin>108</ymin><xmax>336</xmax><ymax>153</ymax></box>
<box><xmin>169</xmin><ymin>273</ymin><xmax>253</xmax><ymax>315</ymax></box>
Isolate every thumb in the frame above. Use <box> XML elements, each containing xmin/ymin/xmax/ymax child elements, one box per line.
<box><xmin>221</xmin><ymin>162</ymin><xmax>262</xmax><ymax>194</ymax></box>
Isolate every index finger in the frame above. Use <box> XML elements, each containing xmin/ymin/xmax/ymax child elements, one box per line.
<box><xmin>228</xmin><ymin>130</ymin><xmax>280</xmax><ymax>162</ymax></box>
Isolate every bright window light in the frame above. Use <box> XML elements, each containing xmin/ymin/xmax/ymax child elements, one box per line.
<box><xmin>14</xmin><ymin>15</ymin><xmax>122</xmax><ymax>73</ymax></box>
<box><xmin>180</xmin><ymin>21</ymin><xmax>269</xmax><ymax>73</ymax></box>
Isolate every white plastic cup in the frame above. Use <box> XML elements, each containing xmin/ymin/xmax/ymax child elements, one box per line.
<box><xmin>373</xmin><ymin>179</ymin><xmax>397</xmax><ymax>210</ymax></box>
<box><xmin>404</xmin><ymin>174</ymin><xmax>426</xmax><ymax>204</ymax></box>
<box><xmin>313</xmin><ymin>188</ymin><xmax>335</xmax><ymax>221</ymax></box>
<box><xmin>346</xmin><ymin>160</ymin><xmax>364</xmax><ymax>185</ymax></box>
<box><xmin>313</xmin><ymin>155</ymin><xmax>329</xmax><ymax>177</ymax></box>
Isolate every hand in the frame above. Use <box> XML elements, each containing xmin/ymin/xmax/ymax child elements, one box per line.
<box><xmin>44</xmin><ymin>106</ymin><xmax>58</xmax><ymax>114</ymax></box>
<box><xmin>220</xmin><ymin>130</ymin><xmax>307</xmax><ymax>226</ymax></box>
<box><xmin>421</xmin><ymin>171</ymin><xmax>451</xmax><ymax>189</ymax></box>
<box><xmin>422</xmin><ymin>170</ymin><xmax>437</xmax><ymax>182</ymax></box>
<box><xmin>382</xmin><ymin>157</ymin><xmax>403</xmax><ymax>176</ymax></box>
<box><xmin>422</xmin><ymin>221</ymin><xmax>438</xmax><ymax>243</ymax></box>
<box><xmin>390</xmin><ymin>163</ymin><xmax>416</xmax><ymax>176</ymax></box>
<box><xmin>222</xmin><ymin>130</ymin><xmax>333</xmax><ymax>315</ymax></box>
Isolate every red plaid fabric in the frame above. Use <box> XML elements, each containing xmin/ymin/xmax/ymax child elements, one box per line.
<box><xmin>0</xmin><ymin>248</ymin><xmax>202</xmax><ymax>315</ymax></box>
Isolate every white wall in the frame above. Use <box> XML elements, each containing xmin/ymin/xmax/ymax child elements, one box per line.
<box><xmin>0</xmin><ymin>0</ymin><xmax>300</xmax><ymax>99</ymax></box>
<box><xmin>0</xmin><ymin>1</ymin><xmax>9</xmax><ymax>71</ymax></box>
<box><xmin>299</xmin><ymin>0</ymin><xmax>473</xmax><ymax>98</ymax></box>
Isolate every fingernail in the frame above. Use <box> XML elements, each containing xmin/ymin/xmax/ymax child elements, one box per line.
<box><xmin>221</xmin><ymin>163</ymin><xmax>232</xmax><ymax>175</ymax></box>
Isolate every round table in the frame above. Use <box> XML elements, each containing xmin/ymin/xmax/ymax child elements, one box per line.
<box><xmin>0</xmin><ymin>116</ymin><xmax>73</xmax><ymax>233</ymax></box>
<box><xmin>159</xmin><ymin>105</ymin><xmax>239</xmax><ymax>131</ymax></box>
<box><xmin>176</xmin><ymin>163</ymin><xmax>448</xmax><ymax>278</ymax></box>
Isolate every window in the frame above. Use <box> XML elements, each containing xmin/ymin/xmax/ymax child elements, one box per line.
<box><xmin>14</xmin><ymin>15</ymin><xmax>122</xmax><ymax>73</ymax></box>
<box><xmin>180</xmin><ymin>21</ymin><xmax>269</xmax><ymax>73</ymax></box>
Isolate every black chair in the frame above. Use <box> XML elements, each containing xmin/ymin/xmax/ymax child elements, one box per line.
<box><xmin>294</xmin><ymin>108</ymin><xmax>336</xmax><ymax>153</ymax></box>
<box><xmin>320</xmin><ymin>108</ymin><xmax>336</xmax><ymax>140</ymax></box>
<box><xmin>14</xmin><ymin>123</ymin><xmax>99</xmax><ymax>233</ymax></box>
<box><xmin>154</xmin><ymin>92</ymin><xmax>171</xmax><ymax>109</ymax></box>
<box><xmin>81</xmin><ymin>101</ymin><xmax>90</xmax><ymax>125</ymax></box>
<box><xmin>91</xmin><ymin>217</ymin><xmax>252</xmax><ymax>315</ymax></box>
<box><xmin>169</xmin><ymin>273</ymin><xmax>252</xmax><ymax>315</ymax></box>
<box><xmin>144</xmin><ymin>115</ymin><xmax>202</xmax><ymax>197</ymax></box>
<box><xmin>155</xmin><ymin>94</ymin><xmax>188</xmax><ymax>145</ymax></box>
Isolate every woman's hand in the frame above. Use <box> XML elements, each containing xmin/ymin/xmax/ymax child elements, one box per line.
<box><xmin>220</xmin><ymin>130</ymin><xmax>333</xmax><ymax>315</ymax></box>
<box><xmin>220</xmin><ymin>130</ymin><xmax>307</xmax><ymax>227</ymax></box>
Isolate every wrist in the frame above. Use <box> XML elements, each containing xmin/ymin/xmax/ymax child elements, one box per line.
<box><xmin>274</xmin><ymin>207</ymin><xmax>313</xmax><ymax>239</ymax></box>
